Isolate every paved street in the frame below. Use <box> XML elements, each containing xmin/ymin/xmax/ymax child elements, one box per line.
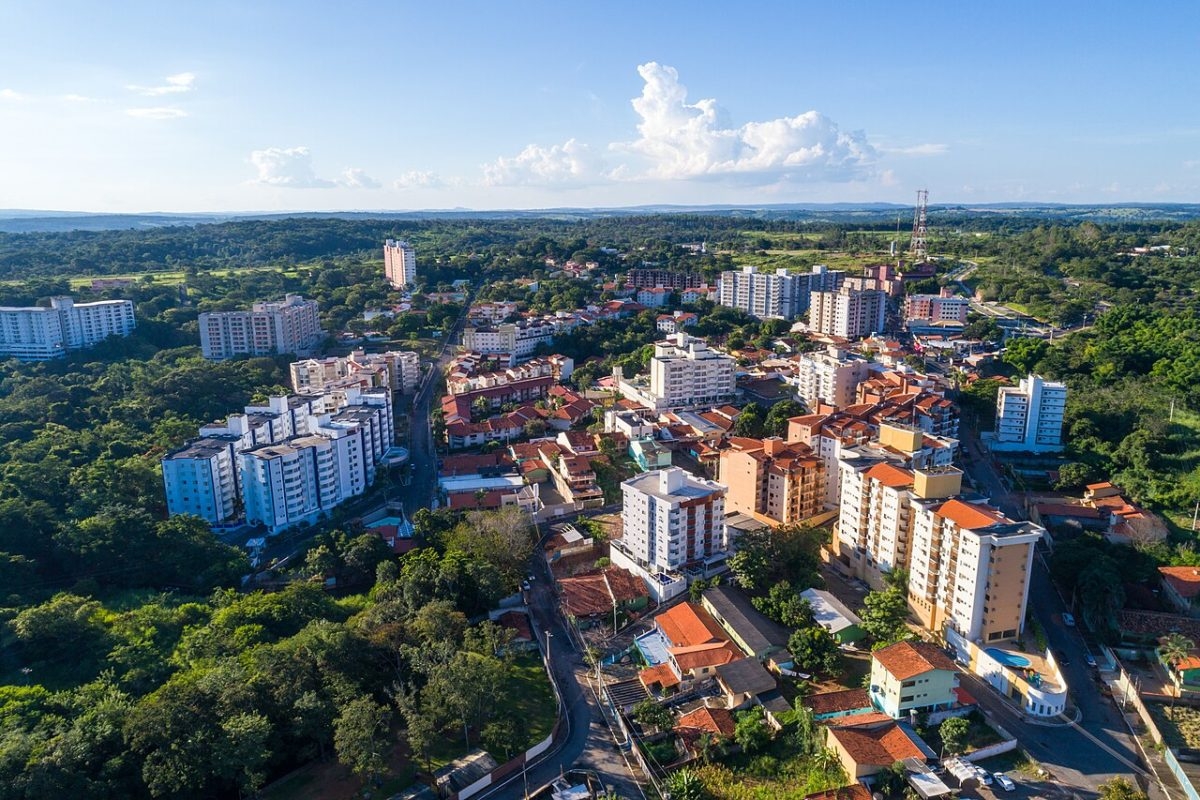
<box><xmin>959</xmin><ymin>420</ymin><xmax>1172</xmax><ymax>799</ymax></box>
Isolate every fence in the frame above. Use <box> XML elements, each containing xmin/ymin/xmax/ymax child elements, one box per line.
<box><xmin>1165</xmin><ymin>750</ymin><xmax>1200</xmax><ymax>800</ymax></box>
<box><xmin>963</xmin><ymin>739</ymin><xmax>1019</xmax><ymax>762</ymax></box>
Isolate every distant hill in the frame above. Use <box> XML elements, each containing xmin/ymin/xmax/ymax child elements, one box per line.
<box><xmin>2</xmin><ymin>202</ymin><xmax>1200</xmax><ymax>233</ymax></box>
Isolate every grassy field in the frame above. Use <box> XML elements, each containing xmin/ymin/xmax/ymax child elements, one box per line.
<box><xmin>0</xmin><ymin>264</ymin><xmax>307</xmax><ymax>289</ymax></box>
<box><xmin>719</xmin><ymin>248</ymin><xmax>876</xmax><ymax>274</ymax></box>
<box><xmin>1147</xmin><ymin>702</ymin><xmax>1200</xmax><ymax>748</ymax></box>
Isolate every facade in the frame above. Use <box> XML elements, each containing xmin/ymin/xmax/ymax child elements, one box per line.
<box><xmin>808</xmin><ymin>278</ymin><xmax>888</xmax><ymax>340</ymax></box>
<box><xmin>903</xmin><ymin>289</ymin><xmax>970</xmax><ymax>329</ymax></box>
<box><xmin>615</xmin><ymin>467</ymin><xmax>727</xmax><ymax>579</ymax></box>
<box><xmin>1160</xmin><ymin>566</ymin><xmax>1200</xmax><ymax>617</ymax></box>
<box><xmin>790</xmin><ymin>346</ymin><xmax>872</xmax><ymax>408</ymax></box>
<box><xmin>161</xmin><ymin>437</ymin><xmax>241</xmax><ymax>525</ymax></box>
<box><xmin>719</xmin><ymin>437</ymin><xmax>824</xmax><ymax>525</ymax></box>
<box><xmin>619</xmin><ymin>333</ymin><xmax>736</xmax><ymax>412</ymax></box>
<box><xmin>0</xmin><ymin>296</ymin><xmax>136</xmax><ymax>360</ymax></box>
<box><xmin>907</xmin><ymin>495</ymin><xmax>1044</xmax><ymax>643</ymax></box>
<box><xmin>626</xmin><ymin>268</ymin><xmax>703</xmax><ymax>289</ymax></box>
<box><xmin>383</xmin><ymin>239</ymin><xmax>417</xmax><ymax>287</ymax></box>
<box><xmin>291</xmin><ymin>349</ymin><xmax>421</xmax><ymax>396</ymax></box>
<box><xmin>199</xmin><ymin>294</ymin><xmax>323</xmax><ymax>360</ymax></box>
<box><xmin>462</xmin><ymin>319</ymin><xmax>557</xmax><ymax>360</ymax></box>
<box><xmin>868</xmin><ymin>641</ymin><xmax>959</xmax><ymax>719</ymax></box>
<box><xmin>992</xmin><ymin>374</ymin><xmax>1067</xmax><ymax>453</ymax></box>
<box><xmin>240</xmin><ymin>431</ymin><xmax>367</xmax><ymax>535</ymax></box>
<box><xmin>717</xmin><ymin>264</ymin><xmax>844</xmax><ymax>320</ymax></box>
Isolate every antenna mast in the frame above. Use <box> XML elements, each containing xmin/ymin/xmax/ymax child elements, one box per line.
<box><xmin>909</xmin><ymin>189</ymin><xmax>929</xmax><ymax>263</ymax></box>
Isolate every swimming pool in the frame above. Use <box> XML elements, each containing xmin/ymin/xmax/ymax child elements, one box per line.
<box><xmin>986</xmin><ymin>648</ymin><xmax>1031</xmax><ymax>669</ymax></box>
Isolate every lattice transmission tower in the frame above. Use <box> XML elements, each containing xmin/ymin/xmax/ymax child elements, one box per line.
<box><xmin>909</xmin><ymin>189</ymin><xmax>929</xmax><ymax>263</ymax></box>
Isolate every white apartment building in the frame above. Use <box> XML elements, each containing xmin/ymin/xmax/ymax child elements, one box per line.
<box><xmin>717</xmin><ymin>264</ymin><xmax>844</xmax><ymax>320</ymax></box>
<box><xmin>903</xmin><ymin>290</ymin><xmax>970</xmax><ymax>328</ymax></box>
<box><xmin>992</xmin><ymin>374</ymin><xmax>1067</xmax><ymax>453</ymax></box>
<box><xmin>199</xmin><ymin>294</ymin><xmax>323</xmax><ymax>360</ymax></box>
<box><xmin>908</xmin><ymin>495</ymin><xmax>1044</xmax><ymax>643</ymax></box>
<box><xmin>618</xmin><ymin>333</ymin><xmax>736</xmax><ymax>412</ymax></box>
<box><xmin>384</xmin><ymin>239</ymin><xmax>417</xmax><ymax>287</ymax></box>
<box><xmin>0</xmin><ymin>297</ymin><xmax>136</xmax><ymax>360</ymax></box>
<box><xmin>291</xmin><ymin>349</ymin><xmax>421</xmax><ymax>395</ymax></box>
<box><xmin>161</xmin><ymin>437</ymin><xmax>241</xmax><ymax>525</ymax></box>
<box><xmin>808</xmin><ymin>278</ymin><xmax>887</xmax><ymax>340</ymax></box>
<box><xmin>790</xmin><ymin>346</ymin><xmax>872</xmax><ymax>408</ymax></box>
<box><xmin>463</xmin><ymin>318</ymin><xmax>557</xmax><ymax>360</ymax></box>
<box><xmin>612</xmin><ymin>468</ymin><xmax>728</xmax><ymax>595</ymax></box>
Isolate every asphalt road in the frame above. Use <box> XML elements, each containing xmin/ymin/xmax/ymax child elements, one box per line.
<box><xmin>959</xmin><ymin>421</ymin><xmax>1168</xmax><ymax>799</ymax></box>
<box><xmin>477</xmin><ymin>558</ymin><xmax>646</xmax><ymax>800</ymax></box>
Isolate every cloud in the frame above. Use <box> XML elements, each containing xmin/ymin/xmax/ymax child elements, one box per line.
<box><xmin>482</xmin><ymin>138</ymin><xmax>601</xmax><ymax>187</ymax></box>
<box><xmin>394</xmin><ymin>170</ymin><xmax>445</xmax><ymax>189</ymax></box>
<box><xmin>63</xmin><ymin>93</ymin><xmax>96</xmax><ymax>103</ymax></box>
<box><xmin>0</xmin><ymin>89</ymin><xmax>23</xmax><ymax>101</ymax></box>
<box><xmin>879</xmin><ymin>143</ymin><xmax>948</xmax><ymax>156</ymax></box>
<box><xmin>128</xmin><ymin>72</ymin><xmax>196</xmax><ymax>96</ymax></box>
<box><xmin>126</xmin><ymin>107</ymin><xmax>188</xmax><ymax>119</ymax></box>
<box><xmin>249</xmin><ymin>146</ymin><xmax>335</xmax><ymax>188</ymax></box>
<box><xmin>483</xmin><ymin>62</ymin><xmax>875</xmax><ymax>188</ymax></box>
<box><xmin>337</xmin><ymin>168</ymin><xmax>381</xmax><ymax>189</ymax></box>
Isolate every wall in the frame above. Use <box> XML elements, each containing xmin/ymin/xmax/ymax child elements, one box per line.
<box><xmin>1165</xmin><ymin>750</ymin><xmax>1200</xmax><ymax>800</ymax></box>
<box><xmin>962</xmin><ymin>739</ymin><xmax>1019</xmax><ymax>762</ymax></box>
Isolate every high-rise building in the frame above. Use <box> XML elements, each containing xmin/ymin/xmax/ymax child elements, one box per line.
<box><xmin>463</xmin><ymin>319</ymin><xmax>557</xmax><ymax>360</ymax></box>
<box><xmin>907</xmin><ymin>496</ymin><xmax>1043</xmax><ymax>643</ymax></box>
<box><xmin>903</xmin><ymin>289</ymin><xmax>970</xmax><ymax>329</ymax></box>
<box><xmin>717</xmin><ymin>265</ymin><xmax>844</xmax><ymax>320</ymax></box>
<box><xmin>384</xmin><ymin>239</ymin><xmax>417</xmax><ymax>288</ymax></box>
<box><xmin>790</xmin><ymin>346</ymin><xmax>872</xmax><ymax>408</ymax></box>
<box><xmin>992</xmin><ymin>374</ymin><xmax>1067</xmax><ymax>453</ymax></box>
<box><xmin>614</xmin><ymin>467</ymin><xmax>727</xmax><ymax>578</ymax></box>
<box><xmin>161</xmin><ymin>437</ymin><xmax>241</xmax><ymax>524</ymax></box>
<box><xmin>808</xmin><ymin>278</ymin><xmax>887</xmax><ymax>340</ymax></box>
<box><xmin>626</xmin><ymin>269</ymin><xmax>703</xmax><ymax>290</ymax></box>
<box><xmin>199</xmin><ymin>294</ymin><xmax>323</xmax><ymax>360</ymax></box>
<box><xmin>616</xmin><ymin>333</ymin><xmax>735</xmax><ymax>412</ymax></box>
<box><xmin>719</xmin><ymin>437</ymin><xmax>824</xmax><ymax>525</ymax></box>
<box><xmin>291</xmin><ymin>349</ymin><xmax>421</xmax><ymax>395</ymax></box>
<box><xmin>0</xmin><ymin>296</ymin><xmax>136</xmax><ymax>361</ymax></box>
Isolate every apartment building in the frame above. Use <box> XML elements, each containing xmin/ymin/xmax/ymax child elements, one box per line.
<box><xmin>161</xmin><ymin>437</ymin><xmax>241</xmax><ymax>524</ymax></box>
<box><xmin>626</xmin><ymin>269</ymin><xmax>703</xmax><ymax>289</ymax></box>
<box><xmin>992</xmin><ymin>374</ymin><xmax>1067</xmax><ymax>453</ymax></box>
<box><xmin>383</xmin><ymin>239</ymin><xmax>417</xmax><ymax>287</ymax></box>
<box><xmin>462</xmin><ymin>318</ymin><xmax>557</xmax><ymax>360</ymax></box>
<box><xmin>0</xmin><ymin>296</ymin><xmax>136</xmax><ymax>360</ymax></box>
<box><xmin>903</xmin><ymin>289</ymin><xmax>970</xmax><ymax>329</ymax></box>
<box><xmin>613</xmin><ymin>467</ymin><xmax>728</xmax><ymax>589</ymax></box>
<box><xmin>790</xmin><ymin>346</ymin><xmax>872</xmax><ymax>408</ymax></box>
<box><xmin>199</xmin><ymin>294</ymin><xmax>323</xmax><ymax>360</ymax></box>
<box><xmin>808</xmin><ymin>278</ymin><xmax>887</xmax><ymax>340</ymax></box>
<box><xmin>719</xmin><ymin>437</ymin><xmax>824</xmax><ymax>526</ymax></box>
<box><xmin>291</xmin><ymin>349</ymin><xmax>421</xmax><ymax>395</ymax></box>
<box><xmin>907</xmin><ymin>494</ymin><xmax>1044</xmax><ymax>643</ymax></box>
<box><xmin>618</xmin><ymin>333</ymin><xmax>736</xmax><ymax>412</ymax></box>
<box><xmin>717</xmin><ymin>264</ymin><xmax>845</xmax><ymax>320</ymax></box>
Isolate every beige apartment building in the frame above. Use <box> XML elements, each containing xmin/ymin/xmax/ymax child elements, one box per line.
<box><xmin>719</xmin><ymin>437</ymin><xmax>824</xmax><ymax>526</ymax></box>
<box><xmin>907</xmin><ymin>495</ymin><xmax>1043</xmax><ymax>644</ymax></box>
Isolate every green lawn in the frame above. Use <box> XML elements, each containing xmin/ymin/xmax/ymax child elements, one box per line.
<box><xmin>0</xmin><ymin>264</ymin><xmax>306</xmax><ymax>289</ymax></box>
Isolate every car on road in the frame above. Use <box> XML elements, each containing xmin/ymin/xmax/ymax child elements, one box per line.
<box><xmin>1086</xmin><ymin>654</ymin><xmax>1098</xmax><ymax>668</ymax></box>
<box><xmin>995</xmin><ymin>773</ymin><xmax>1016</xmax><ymax>791</ymax></box>
<box><xmin>1062</xmin><ymin>612</ymin><xmax>1076</xmax><ymax>627</ymax></box>
<box><xmin>521</xmin><ymin>581</ymin><xmax>531</xmax><ymax>592</ymax></box>
<box><xmin>1055</xmin><ymin>649</ymin><xmax>1071</xmax><ymax>666</ymax></box>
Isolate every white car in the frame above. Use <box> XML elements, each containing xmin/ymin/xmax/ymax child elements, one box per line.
<box><xmin>975</xmin><ymin>767</ymin><xmax>993</xmax><ymax>786</ymax></box>
<box><xmin>995</xmin><ymin>773</ymin><xmax>1016</xmax><ymax>791</ymax></box>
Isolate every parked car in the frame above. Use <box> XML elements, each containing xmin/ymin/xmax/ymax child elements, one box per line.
<box><xmin>1062</xmin><ymin>612</ymin><xmax>1076</xmax><ymax>627</ymax></box>
<box><xmin>1086</xmin><ymin>654</ymin><xmax>1098</xmax><ymax>668</ymax></box>
<box><xmin>975</xmin><ymin>768</ymin><xmax>994</xmax><ymax>786</ymax></box>
<box><xmin>995</xmin><ymin>773</ymin><xmax>1016</xmax><ymax>791</ymax></box>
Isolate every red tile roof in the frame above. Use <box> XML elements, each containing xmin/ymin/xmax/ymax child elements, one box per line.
<box><xmin>828</xmin><ymin>721</ymin><xmax>926</xmax><ymax>766</ymax></box>
<box><xmin>655</xmin><ymin>602</ymin><xmax>729</xmax><ymax>648</ymax></box>
<box><xmin>865</xmin><ymin>462</ymin><xmax>914</xmax><ymax>488</ymax></box>
<box><xmin>873</xmin><ymin>641</ymin><xmax>958</xmax><ymax>681</ymax></box>
<box><xmin>806</xmin><ymin>688</ymin><xmax>872</xmax><ymax>716</ymax></box>
<box><xmin>495</xmin><ymin>610</ymin><xmax>533</xmax><ymax>642</ymax></box>
<box><xmin>936</xmin><ymin>498</ymin><xmax>1006</xmax><ymax>529</ymax></box>
<box><xmin>804</xmin><ymin>785</ymin><xmax>874</xmax><ymax>800</ymax></box>
<box><xmin>675</xmin><ymin>706</ymin><xmax>735</xmax><ymax>737</ymax></box>
<box><xmin>1161</xmin><ymin>567</ymin><xmax>1200</xmax><ymax>600</ymax></box>
<box><xmin>558</xmin><ymin>568</ymin><xmax>648</xmax><ymax>617</ymax></box>
<box><xmin>669</xmin><ymin>642</ymin><xmax>742</xmax><ymax>672</ymax></box>
<box><xmin>639</xmin><ymin>663</ymin><xmax>680</xmax><ymax>689</ymax></box>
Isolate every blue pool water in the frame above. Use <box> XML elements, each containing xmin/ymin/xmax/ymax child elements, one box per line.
<box><xmin>986</xmin><ymin>648</ymin><xmax>1031</xmax><ymax>668</ymax></box>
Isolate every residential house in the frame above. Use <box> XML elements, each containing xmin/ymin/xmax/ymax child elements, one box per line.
<box><xmin>715</xmin><ymin>657</ymin><xmax>779</xmax><ymax>709</ymax></box>
<box><xmin>1161</xmin><ymin>566</ymin><xmax>1200</xmax><ymax>617</ymax></box>
<box><xmin>869</xmin><ymin>641</ymin><xmax>959</xmax><ymax>719</ymax></box>
<box><xmin>800</xmin><ymin>588</ymin><xmax>866</xmax><ymax>644</ymax></box>
<box><xmin>806</xmin><ymin>688</ymin><xmax>875</xmax><ymax>721</ymax></box>
<box><xmin>558</xmin><ymin>567</ymin><xmax>650</xmax><ymax>628</ymax></box>
<box><xmin>825</xmin><ymin>718</ymin><xmax>935</xmax><ymax>780</ymax></box>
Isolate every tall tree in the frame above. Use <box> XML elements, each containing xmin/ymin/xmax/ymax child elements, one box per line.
<box><xmin>333</xmin><ymin>695</ymin><xmax>392</xmax><ymax>784</ymax></box>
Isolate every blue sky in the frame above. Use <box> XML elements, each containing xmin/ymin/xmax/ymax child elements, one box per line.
<box><xmin>2</xmin><ymin>1</ymin><xmax>1198</xmax><ymax>212</ymax></box>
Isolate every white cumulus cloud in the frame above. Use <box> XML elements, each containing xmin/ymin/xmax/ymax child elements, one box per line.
<box><xmin>126</xmin><ymin>107</ymin><xmax>188</xmax><ymax>120</ymax></box>
<box><xmin>249</xmin><ymin>146</ymin><xmax>335</xmax><ymax>188</ymax></box>
<box><xmin>482</xmin><ymin>138</ymin><xmax>601</xmax><ymax>187</ymax></box>
<box><xmin>482</xmin><ymin>62</ymin><xmax>876</xmax><ymax>188</ymax></box>
<box><xmin>394</xmin><ymin>170</ymin><xmax>445</xmax><ymax>189</ymax></box>
<box><xmin>128</xmin><ymin>72</ymin><xmax>196</xmax><ymax>96</ymax></box>
<box><xmin>338</xmin><ymin>168</ymin><xmax>381</xmax><ymax>189</ymax></box>
<box><xmin>0</xmin><ymin>89</ymin><xmax>24</xmax><ymax>101</ymax></box>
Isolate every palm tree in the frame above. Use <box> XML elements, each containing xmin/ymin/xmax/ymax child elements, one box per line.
<box><xmin>666</xmin><ymin>769</ymin><xmax>707</xmax><ymax>800</ymax></box>
<box><xmin>1161</xmin><ymin>632</ymin><xmax>1195</xmax><ymax>719</ymax></box>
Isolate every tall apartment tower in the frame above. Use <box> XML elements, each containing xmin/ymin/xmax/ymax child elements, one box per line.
<box><xmin>0</xmin><ymin>296</ymin><xmax>136</xmax><ymax>360</ymax></box>
<box><xmin>384</xmin><ymin>239</ymin><xmax>417</xmax><ymax>288</ymax></box>
<box><xmin>199</xmin><ymin>295</ymin><xmax>323</xmax><ymax>360</ymax></box>
<box><xmin>717</xmin><ymin>265</ymin><xmax>845</xmax><ymax>320</ymax></box>
<box><xmin>646</xmin><ymin>333</ymin><xmax>736</xmax><ymax>411</ymax></box>
<box><xmin>993</xmin><ymin>374</ymin><xmax>1067</xmax><ymax>453</ymax></box>
<box><xmin>161</xmin><ymin>437</ymin><xmax>241</xmax><ymax>524</ymax></box>
<box><xmin>719</xmin><ymin>437</ymin><xmax>824</xmax><ymax>525</ymax></box>
<box><xmin>808</xmin><ymin>278</ymin><xmax>887</xmax><ymax>340</ymax></box>
<box><xmin>907</xmin><ymin>496</ymin><xmax>1043</xmax><ymax>643</ymax></box>
<box><xmin>616</xmin><ymin>467</ymin><xmax>727</xmax><ymax>575</ymax></box>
